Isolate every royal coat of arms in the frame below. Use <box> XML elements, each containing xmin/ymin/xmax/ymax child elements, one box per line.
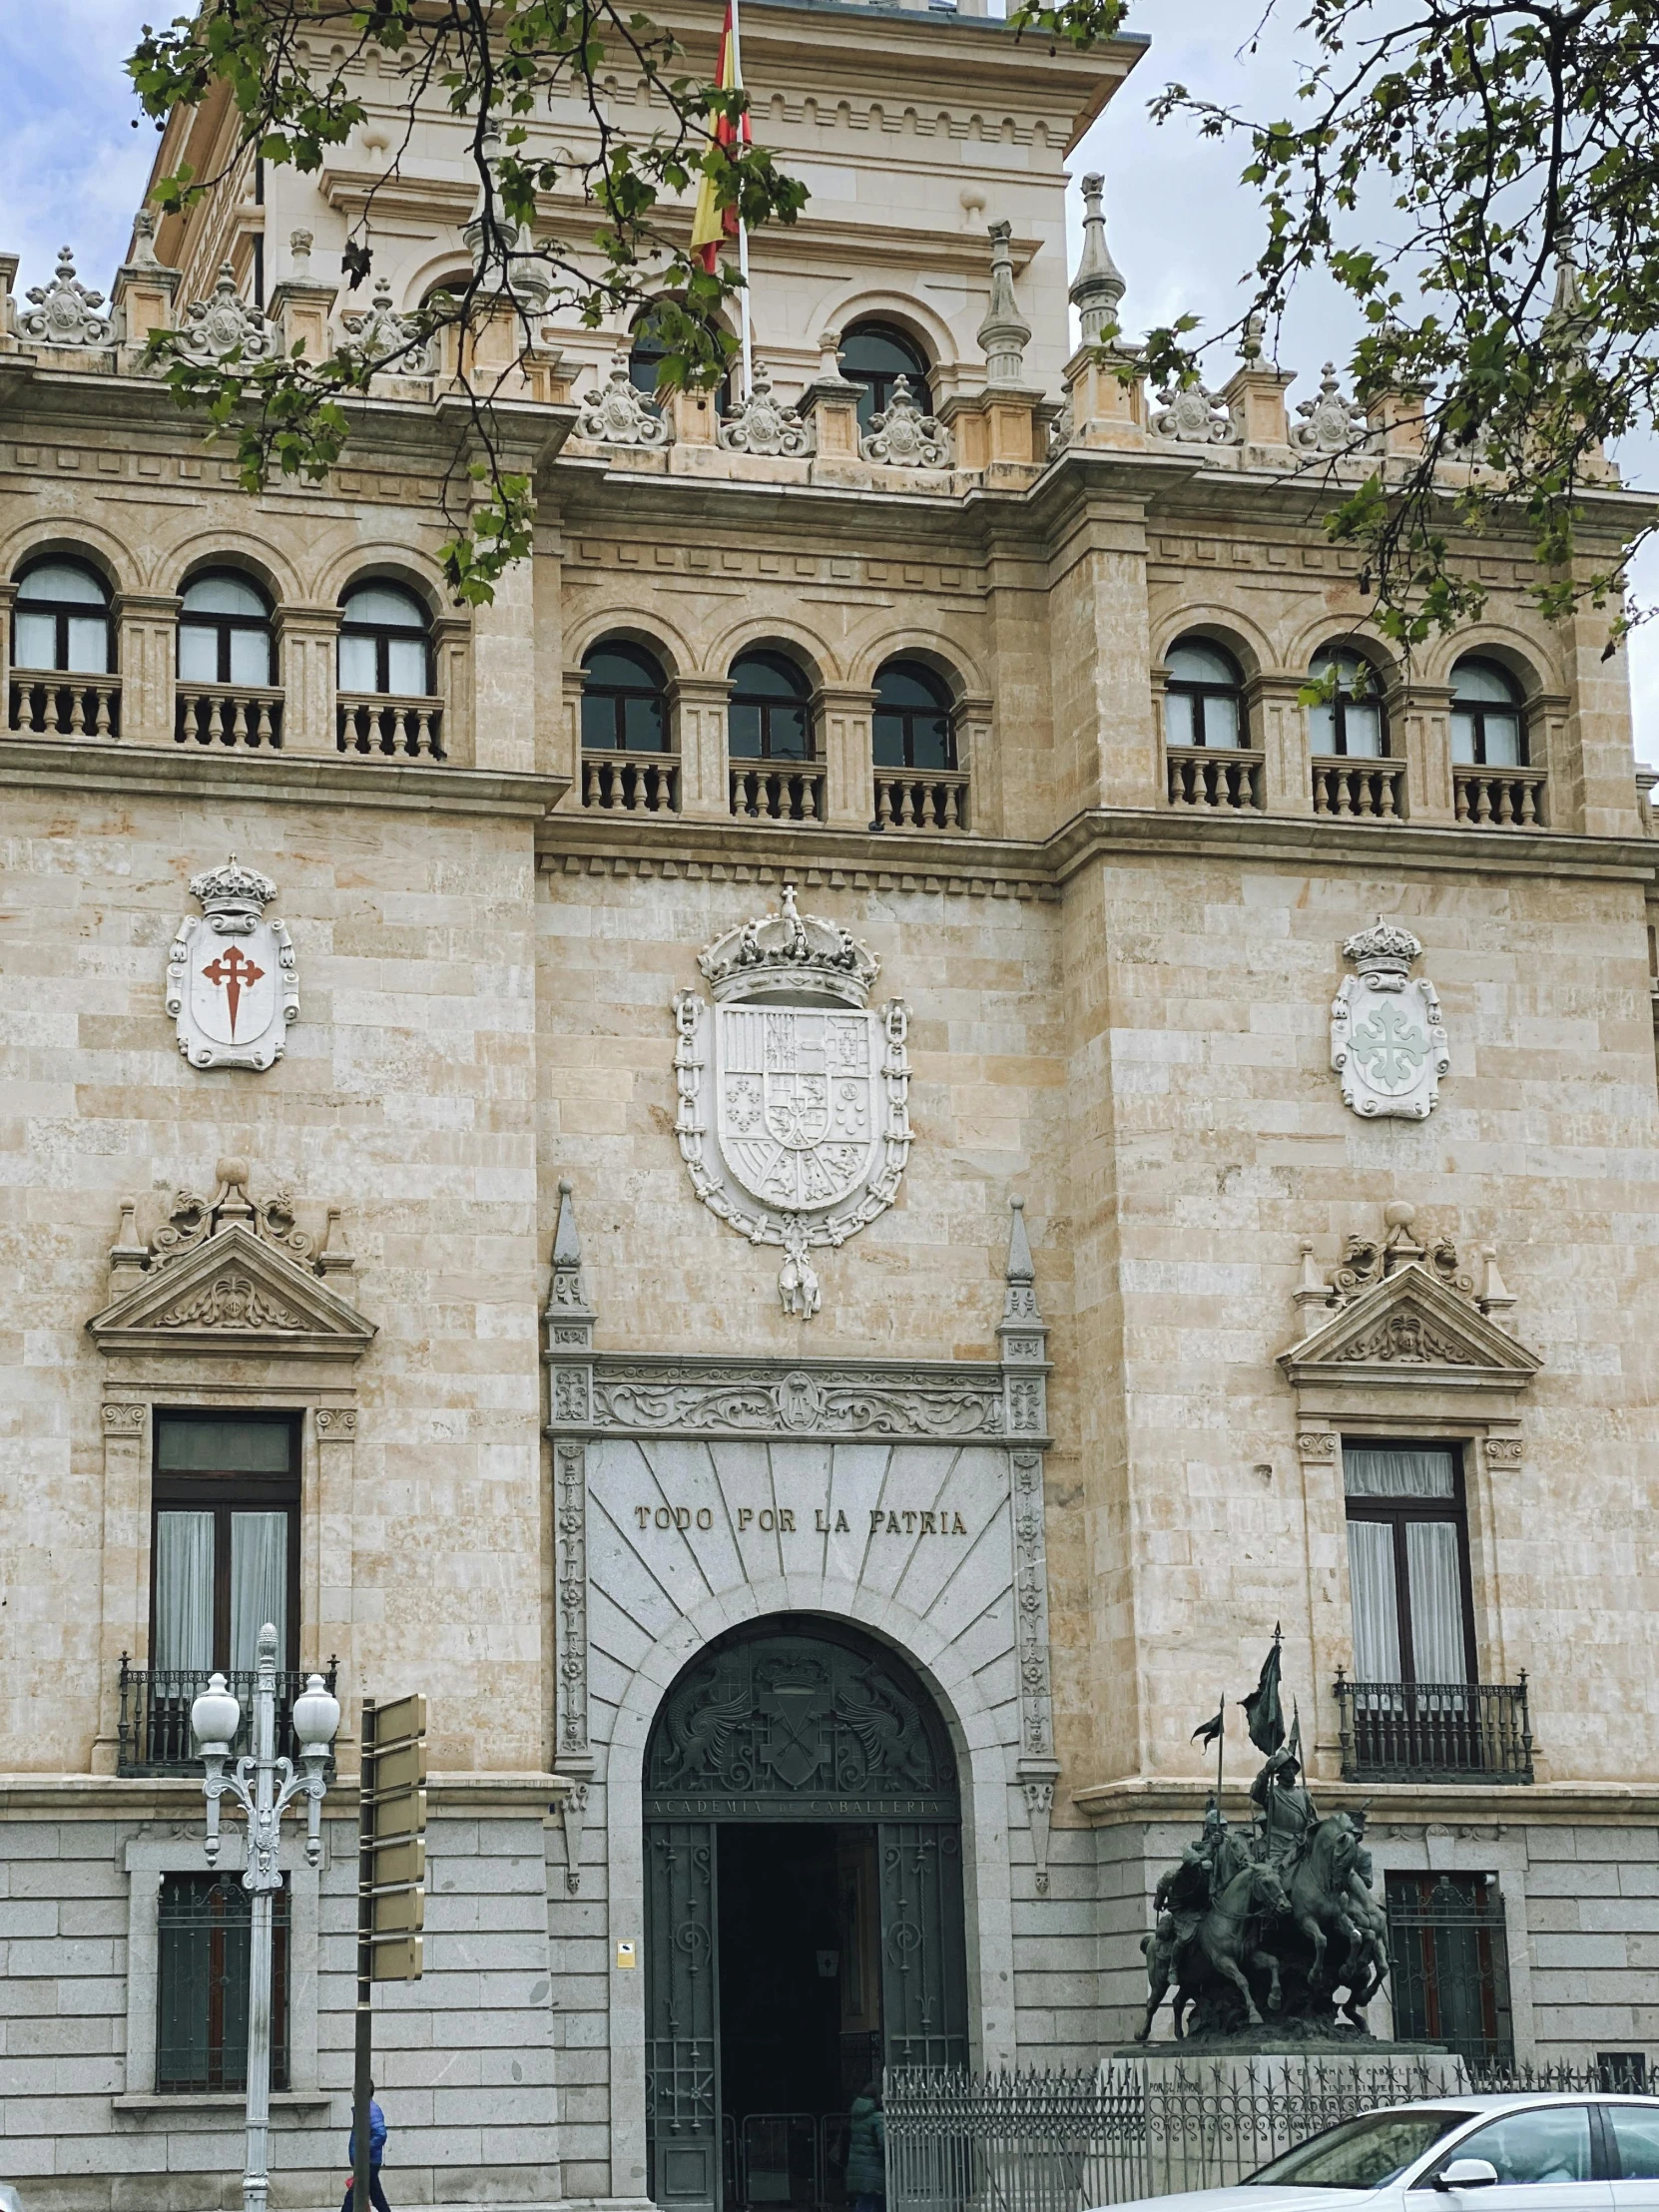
<box><xmin>166</xmin><ymin>854</ymin><xmax>299</xmax><ymax>1072</ymax></box>
<box><xmin>1330</xmin><ymin>917</ymin><xmax>1448</xmax><ymax>1120</ymax></box>
<box><xmin>674</xmin><ymin>886</ymin><xmax>911</xmax><ymax>1318</ymax></box>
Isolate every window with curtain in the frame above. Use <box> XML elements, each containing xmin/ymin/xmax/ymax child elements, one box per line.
<box><xmin>872</xmin><ymin>659</ymin><xmax>956</xmax><ymax>771</ymax></box>
<box><xmin>151</xmin><ymin>1414</ymin><xmax>299</xmax><ymax>1682</ymax></box>
<box><xmin>337</xmin><ymin>580</ymin><xmax>431</xmax><ymax>697</ymax></box>
<box><xmin>1449</xmin><ymin>656</ymin><xmax>1526</xmax><ymax>767</ymax></box>
<box><xmin>1344</xmin><ymin>1445</ymin><xmax>1474</xmax><ymax>1686</ymax></box>
<box><xmin>1163</xmin><ymin>639</ymin><xmax>1246</xmax><ymax>750</ymax></box>
<box><xmin>1307</xmin><ymin>646</ymin><xmax>1387</xmax><ymax>758</ymax></box>
<box><xmin>157</xmin><ymin>1871</ymin><xmax>289</xmax><ymax>2093</ymax></box>
<box><xmin>178</xmin><ymin>570</ymin><xmax>275</xmax><ymax>687</ymax></box>
<box><xmin>728</xmin><ymin>649</ymin><xmax>813</xmax><ymax>761</ymax></box>
<box><xmin>581</xmin><ymin>639</ymin><xmax>669</xmax><ymax>752</ymax></box>
<box><xmin>12</xmin><ymin>557</ymin><xmax>113</xmax><ymax>673</ymax></box>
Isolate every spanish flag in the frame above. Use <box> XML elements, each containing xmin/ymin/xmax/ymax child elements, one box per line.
<box><xmin>690</xmin><ymin>0</ymin><xmax>748</xmax><ymax>276</ymax></box>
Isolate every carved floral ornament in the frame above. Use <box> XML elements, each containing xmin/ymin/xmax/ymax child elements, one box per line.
<box><xmin>20</xmin><ymin>246</ymin><xmax>113</xmax><ymax>348</ymax></box>
<box><xmin>860</xmin><ymin>375</ymin><xmax>952</xmax><ymax>470</ymax></box>
<box><xmin>674</xmin><ymin>885</ymin><xmax>910</xmax><ymax>1320</ymax></box>
<box><xmin>575</xmin><ymin>355</ymin><xmax>669</xmax><ymax>447</ymax></box>
<box><xmin>1331</xmin><ymin>917</ymin><xmax>1449</xmax><ymax>1121</ymax></box>
<box><xmin>87</xmin><ymin>1158</ymin><xmax>373</xmax><ymax>1363</ymax></box>
<box><xmin>174</xmin><ymin>264</ymin><xmax>276</xmax><ymax>364</ymax></box>
<box><xmin>719</xmin><ymin>363</ymin><xmax>810</xmax><ymax>457</ymax></box>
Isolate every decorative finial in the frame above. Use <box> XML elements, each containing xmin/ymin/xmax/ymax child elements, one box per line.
<box><xmin>1070</xmin><ymin>173</ymin><xmax>1126</xmax><ymax>346</ymax></box>
<box><xmin>1239</xmin><ymin>309</ymin><xmax>1266</xmax><ymax>364</ymax></box>
<box><xmin>978</xmin><ymin>220</ymin><xmax>1032</xmax><ymax>387</ymax></box>
<box><xmin>289</xmin><ymin>228</ymin><xmax>313</xmax><ymax>278</ymax></box>
<box><xmin>548</xmin><ymin>1175</ymin><xmax>594</xmax><ymax>1339</ymax></box>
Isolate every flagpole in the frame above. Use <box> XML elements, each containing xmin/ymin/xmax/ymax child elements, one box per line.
<box><xmin>1216</xmin><ymin>1686</ymin><xmax>1225</xmax><ymax>1804</ymax></box>
<box><xmin>729</xmin><ymin>0</ymin><xmax>753</xmax><ymax>400</ymax></box>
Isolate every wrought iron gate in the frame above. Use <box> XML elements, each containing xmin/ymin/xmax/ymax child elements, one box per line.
<box><xmin>1385</xmin><ymin>1871</ymin><xmax>1514</xmax><ymax>2067</ymax></box>
<box><xmin>645</xmin><ymin>1618</ymin><xmax>968</xmax><ymax>2212</ymax></box>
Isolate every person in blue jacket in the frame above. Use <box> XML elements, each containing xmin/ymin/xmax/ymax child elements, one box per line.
<box><xmin>844</xmin><ymin>2080</ymin><xmax>885</xmax><ymax>2212</ymax></box>
<box><xmin>342</xmin><ymin>2084</ymin><xmax>390</xmax><ymax>2212</ymax></box>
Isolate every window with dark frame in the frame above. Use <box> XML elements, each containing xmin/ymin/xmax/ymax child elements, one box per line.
<box><xmin>150</xmin><ymin>1412</ymin><xmax>300</xmax><ymax>1683</ymax></box>
<box><xmin>1163</xmin><ymin>638</ymin><xmax>1247</xmax><ymax>750</ymax></box>
<box><xmin>839</xmin><ymin>321</ymin><xmax>933</xmax><ymax>433</ymax></box>
<box><xmin>1384</xmin><ymin>1871</ymin><xmax>1513</xmax><ymax>2069</ymax></box>
<box><xmin>628</xmin><ymin>298</ymin><xmax>732</xmax><ymax>414</ymax></box>
<box><xmin>728</xmin><ymin>649</ymin><xmax>813</xmax><ymax>762</ymax></box>
<box><xmin>872</xmin><ymin>659</ymin><xmax>955</xmax><ymax>771</ymax></box>
<box><xmin>581</xmin><ymin>639</ymin><xmax>669</xmax><ymax>752</ymax></box>
<box><xmin>11</xmin><ymin>557</ymin><xmax>114</xmax><ymax>674</ymax></box>
<box><xmin>337</xmin><ymin>580</ymin><xmax>431</xmax><ymax>698</ymax></box>
<box><xmin>1343</xmin><ymin>1443</ymin><xmax>1476</xmax><ymax>1687</ymax></box>
<box><xmin>157</xmin><ymin>1870</ymin><xmax>290</xmax><ymax>2093</ymax></box>
<box><xmin>1307</xmin><ymin>645</ymin><xmax>1388</xmax><ymax>758</ymax></box>
<box><xmin>1450</xmin><ymin>656</ymin><xmax>1527</xmax><ymax>768</ymax></box>
<box><xmin>178</xmin><ymin>570</ymin><xmax>275</xmax><ymax>687</ymax></box>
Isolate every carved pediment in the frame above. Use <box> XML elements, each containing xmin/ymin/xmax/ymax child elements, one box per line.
<box><xmin>89</xmin><ymin>1220</ymin><xmax>375</xmax><ymax>1362</ymax></box>
<box><xmin>1279</xmin><ymin>1261</ymin><xmax>1539</xmax><ymax>1392</ymax></box>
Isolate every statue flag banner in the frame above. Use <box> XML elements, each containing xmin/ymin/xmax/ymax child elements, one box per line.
<box><xmin>1241</xmin><ymin>1638</ymin><xmax>1285</xmax><ymax>1756</ymax></box>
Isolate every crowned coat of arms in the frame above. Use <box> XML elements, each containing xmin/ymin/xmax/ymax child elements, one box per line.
<box><xmin>674</xmin><ymin>886</ymin><xmax>911</xmax><ymax>1318</ymax></box>
<box><xmin>166</xmin><ymin>855</ymin><xmax>299</xmax><ymax>1072</ymax></box>
<box><xmin>1330</xmin><ymin>917</ymin><xmax>1448</xmax><ymax>1120</ymax></box>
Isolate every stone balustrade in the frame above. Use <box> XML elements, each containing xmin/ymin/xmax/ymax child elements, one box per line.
<box><xmin>1454</xmin><ymin>765</ymin><xmax>1548</xmax><ymax>827</ymax></box>
<box><xmin>730</xmin><ymin>763</ymin><xmax>827</xmax><ymax>824</ymax></box>
<box><xmin>175</xmin><ymin>682</ymin><xmax>283</xmax><ymax>750</ymax></box>
<box><xmin>1165</xmin><ymin>747</ymin><xmax>1263</xmax><ymax>813</ymax></box>
<box><xmin>873</xmin><ymin>768</ymin><xmax>970</xmax><ymax>832</ymax></box>
<box><xmin>582</xmin><ymin>750</ymin><xmax>680</xmax><ymax>814</ymax></box>
<box><xmin>1311</xmin><ymin>757</ymin><xmax>1406</xmax><ymax>821</ymax></box>
<box><xmin>8</xmin><ymin>668</ymin><xmax>121</xmax><ymax>739</ymax></box>
<box><xmin>336</xmin><ymin>692</ymin><xmax>444</xmax><ymax>761</ymax></box>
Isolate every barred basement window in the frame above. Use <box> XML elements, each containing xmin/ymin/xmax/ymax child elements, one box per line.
<box><xmin>1385</xmin><ymin>1872</ymin><xmax>1513</xmax><ymax>2069</ymax></box>
<box><xmin>157</xmin><ymin>1871</ymin><xmax>290</xmax><ymax>2092</ymax></box>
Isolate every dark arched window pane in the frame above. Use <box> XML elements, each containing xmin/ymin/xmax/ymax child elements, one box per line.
<box><xmin>1163</xmin><ymin>637</ymin><xmax>1245</xmax><ymax>750</ymax></box>
<box><xmin>180</xmin><ymin>570</ymin><xmax>275</xmax><ymax>686</ymax></box>
<box><xmin>1450</xmin><ymin>656</ymin><xmax>1525</xmax><ymax>768</ymax></box>
<box><xmin>729</xmin><ymin>649</ymin><xmax>812</xmax><ymax>761</ymax></box>
<box><xmin>629</xmin><ymin>299</ymin><xmax>731</xmax><ymax>414</ymax></box>
<box><xmin>1308</xmin><ymin>645</ymin><xmax>1387</xmax><ymax>758</ymax></box>
<box><xmin>873</xmin><ymin>659</ymin><xmax>955</xmax><ymax>770</ymax></box>
<box><xmin>840</xmin><ymin>322</ymin><xmax>932</xmax><ymax>433</ymax></box>
<box><xmin>14</xmin><ymin>557</ymin><xmax>112</xmax><ymax>674</ymax></box>
<box><xmin>338</xmin><ymin>581</ymin><xmax>430</xmax><ymax>696</ymax></box>
<box><xmin>582</xmin><ymin>640</ymin><xmax>668</xmax><ymax>752</ymax></box>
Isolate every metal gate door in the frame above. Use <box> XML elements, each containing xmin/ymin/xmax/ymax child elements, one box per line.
<box><xmin>647</xmin><ymin>1822</ymin><xmax>721</xmax><ymax>2212</ymax></box>
<box><xmin>878</xmin><ymin>1822</ymin><xmax>968</xmax><ymax>2071</ymax></box>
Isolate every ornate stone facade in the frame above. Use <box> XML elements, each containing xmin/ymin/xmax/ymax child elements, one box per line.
<box><xmin>3</xmin><ymin>1</ymin><xmax>1658</xmax><ymax>2207</ymax></box>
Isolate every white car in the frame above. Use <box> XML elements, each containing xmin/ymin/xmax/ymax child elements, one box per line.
<box><xmin>1107</xmin><ymin>2092</ymin><xmax>1659</xmax><ymax>2212</ymax></box>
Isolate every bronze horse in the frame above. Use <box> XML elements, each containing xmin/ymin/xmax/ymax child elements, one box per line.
<box><xmin>1136</xmin><ymin>1859</ymin><xmax>1292</xmax><ymax>2040</ymax></box>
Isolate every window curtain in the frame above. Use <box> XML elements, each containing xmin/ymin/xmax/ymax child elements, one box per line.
<box><xmin>230</xmin><ymin>1512</ymin><xmax>288</xmax><ymax>1674</ymax></box>
<box><xmin>1406</xmin><ymin>1520</ymin><xmax>1469</xmax><ymax>1684</ymax></box>
<box><xmin>1344</xmin><ymin>1446</ymin><xmax>1455</xmax><ymax>1499</ymax></box>
<box><xmin>154</xmin><ymin>1510</ymin><xmax>215</xmax><ymax>1675</ymax></box>
<box><xmin>1346</xmin><ymin>1520</ymin><xmax>1402</xmax><ymax>1681</ymax></box>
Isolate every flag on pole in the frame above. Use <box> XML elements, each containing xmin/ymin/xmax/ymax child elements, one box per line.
<box><xmin>1241</xmin><ymin>1632</ymin><xmax>1286</xmax><ymax>1757</ymax></box>
<box><xmin>1190</xmin><ymin>1705</ymin><xmax>1225</xmax><ymax>1750</ymax></box>
<box><xmin>691</xmin><ymin>1</ymin><xmax>748</xmax><ymax>276</ymax></box>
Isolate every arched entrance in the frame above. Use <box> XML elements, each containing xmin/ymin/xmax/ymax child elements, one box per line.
<box><xmin>644</xmin><ymin>1616</ymin><xmax>968</xmax><ymax>2212</ymax></box>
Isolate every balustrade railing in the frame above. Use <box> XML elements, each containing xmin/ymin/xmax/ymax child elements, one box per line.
<box><xmin>1166</xmin><ymin>746</ymin><xmax>1262</xmax><ymax>812</ymax></box>
<box><xmin>731</xmin><ymin>763</ymin><xmax>827</xmax><ymax>823</ymax></box>
<box><xmin>873</xmin><ymin>769</ymin><xmax>970</xmax><ymax>831</ymax></box>
<box><xmin>8</xmin><ymin>669</ymin><xmax>121</xmax><ymax>739</ymax></box>
<box><xmin>1312</xmin><ymin>757</ymin><xmax>1405</xmax><ymax>820</ymax></box>
<box><xmin>1454</xmin><ymin>766</ymin><xmax>1547</xmax><ymax>827</ymax></box>
<box><xmin>116</xmin><ymin>1655</ymin><xmax>339</xmax><ymax>1776</ymax></box>
<box><xmin>337</xmin><ymin>692</ymin><xmax>444</xmax><ymax>760</ymax></box>
<box><xmin>176</xmin><ymin>683</ymin><xmax>284</xmax><ymax>750</ymax></box>
<box><xmin>583</xmin><ymin>749</ymin><xmax>680</xmax><ymax>814</ymax></box>
<box><xmin>1334</xmin><ymin>1671</ymin><xmax>1533</xmax><ymax>1784</ymax></box>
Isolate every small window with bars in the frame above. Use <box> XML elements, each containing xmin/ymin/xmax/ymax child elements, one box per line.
<box><xmin>157</xmin><ymin>1871</ymin><xmax>289</xmax><ymax>2092</ymax></box>
<box><xmin>1385</xmin><ymin>1871</ymin><xmax>1512</xmax><ymax>2068</ymax></box>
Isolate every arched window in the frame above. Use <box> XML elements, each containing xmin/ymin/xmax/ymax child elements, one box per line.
<box><xmin>728</xmin><ymin>649</ymin><xmax>812</xmax><ymax>761</ymax></box>
<box><xmin>873</xmin><ymin>659</ymin><xmax>955</xmax><ymax>771</ymax></box>
<box><xmin>179</xmin><ymin>571</ymin><xmax>275</xmax><ymax>686</ymax></box>
<box><xmin>1450</xmin><ymin>657</ymin><xmax>1525</xmax><ymax>768</ymax></box>
<box><xmin>581</xmin><ymin>640</ymin><xmax>669</xmax><ymax>752</ymax></box>
<box><xmin>629</xmin><ymin>299</ymin><xmax>731</xmax><ymax>413</ymax></box>
<box><xmin>1163</xmin><ymin>639</ymin><xmax>1246</xmax><ymax>750</ymax></box>
<box><xmin>1308</xmin><ymin>645</ymin><xmax>1387</xmax><ymax>758</ymax></box>
<box><xmin>840</xmin><ymin>321</ymin><xmax>932</xmax><ymax>432</ymax></box>
<box><xmin>13</xmin><ymin>558</ymin><xmax>112</xmax><ymax>674</ymax></box>
<box><xmin>338</xmin><ymin>581</ymin><xmax>430</xmax><ymax>697</ymax></box>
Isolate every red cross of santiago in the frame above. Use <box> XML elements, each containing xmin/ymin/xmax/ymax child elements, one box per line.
<box><xmin>200</xmin><ymin>943</ymin><xmax>266</xmax><ymax>1037</ymax></box>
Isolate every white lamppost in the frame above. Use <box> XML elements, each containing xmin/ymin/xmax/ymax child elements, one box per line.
<box><xmin>191</xmin><ymin>1622</ymin><xmax>340</xmax><ymax>2212</ymax></box>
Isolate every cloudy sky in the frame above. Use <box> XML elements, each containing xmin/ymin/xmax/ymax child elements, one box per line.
<box><xmin>3</xmin><ymin>0</ymin><xmax>1652</xmax><ymax>760</ymax></box>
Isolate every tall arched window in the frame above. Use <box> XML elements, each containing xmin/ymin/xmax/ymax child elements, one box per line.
<box><xmin>1163</xmin><ymin>639</ymin><xmax>1246</xmax><ymax>750</ymax></box>
<box><xmin>582</xmin><ymin>640</ymin><xmax>669</xmax><ymax>752</ymax></box>
<box><xmin>1308</xmin><ymin>645</ymin><xmax>1387</xmax><ymax>758</ymax></box>
<box><xmin>840</xmin><ymin>321</ymin><xmax>932</xmax><ymax>432</ymax></box>
<box><xmin>873</xmin><ymin>659</ymin><xmax>955</xmax><ymax>770</ymax></box>
<box><xmin>338</xmin><ymin>581</ymin><xmax>430</xmax><ymax>697</ymax></box>
<box><xmin>179</xmin><ymin>572</ymin><xmax>275</xmax><ymax>686</ymax></box>
<box><xmin>1450</xmin><ymin>657</ymin><xmax>1525</xmax><ymax>767</ymax></box>
<box><xmin>12</xmin><ymin>558</ymin><xmax>113</xmax><ymax>673</ymax></box>
<box><xmin>629</xmin><ymin>299</ymin><xmax>731</xmax><ymax>413</ymax></box>
<box><xmin>728</xmin><ymin>650</ymin><xmax>812</xmax><ymax>761</ymax></box>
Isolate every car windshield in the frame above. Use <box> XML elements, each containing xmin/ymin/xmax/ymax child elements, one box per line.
<box><xmin>1245</xmin><ymin>2110</ymin><xmax>1470</xmax><ymax>2189</ymax></box>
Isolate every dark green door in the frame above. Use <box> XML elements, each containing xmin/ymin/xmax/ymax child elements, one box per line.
<box><xmin>646</xmin><ymin>1822</ymin><xmax>721</xmax><ymax>2212</ymax></box>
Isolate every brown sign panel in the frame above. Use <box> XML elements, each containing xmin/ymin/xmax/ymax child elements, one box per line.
<box><xmin>373</xmin><ymin>1740</ymin><xmax>428</xmax><ymax>1796</ymax></box>
<box><xmin>368</xmin><ymin>1833</ymin><xmax>425</xmax><ymax>1886</ymax></box>
<box><xmin>374</xmin><ymin>1693</ymin><xmax>427</xmax><ymax>1747</ymax></box>
<box><xmin>372</xmin><ymin>1887</ymin><xmax>425</xmax><ymax>1936</ymax></box>
<box><xmin>370</xmin><ymin>1934</ymin><xmax>423</xmax><ymax>1982</ymax></box>
<box><xmin>371</xmin><ymin>1784</ymin><xmax>426</xmax><ymax>1843</ymax></box>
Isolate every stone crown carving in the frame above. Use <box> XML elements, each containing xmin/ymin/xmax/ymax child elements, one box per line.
<box><xmin>176</xmin><ymin>264</ymin><xmax>276</xmax><ymax>364</ymax></box>
<box><xmin>576</xmin><ymin>356</ymin><xmax>669</xmax><ymax>447</ymax></box>
<box><xmin>718</xmin><ymin>363</ymin><xmax>809</xmax><ymax>457</ymax></box>
<box><xmin>1151</xmin><ymin>380</ymin><xmax>1240</xmax><ymax>446</ymax></box>
<box><xmin>697</xmin><ymin>883</ymin><xmax>879</xmax><ymax>1009</ymax></box>
<box><xmin>338</xmin><ymin>276</ymin><xmax>425</xmax><ymax>368</ymax></box>
<box><xmin>1342</xmin><ymin>916</ymin><xmax>1422</xmax><ymax>976</ymax></box>
<box><xmin>190</xmin><ymin>854</ymin><xmax>277</xmax><ymax>920</ymax></box>
<box><xmin>21</xmin><ymin>247</ymin><xmax>113</xmax><ymax>349</ymax></box>
<box><xmin>1293</xmin><ymin>362</ymin><xmax>1371</xmax><ymax>454</ymax></box>
<box><xmin>860</xmin><ymin>376</ymin><xmax>950</xmax><ymax>469</ymax></box>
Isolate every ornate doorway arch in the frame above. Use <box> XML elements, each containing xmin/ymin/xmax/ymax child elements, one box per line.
<box><xmin>644</xmin><ymin>1616</ymin><xmax>968</xmax><ymax>2212</ymax></box>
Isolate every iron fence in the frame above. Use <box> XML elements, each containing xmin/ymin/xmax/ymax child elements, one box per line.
<box><xmin>884</xmin><ymin>2056</ymin><xmax>1653</xmax><ymax>2212</ymax></box>
<box><xmin>116</xmin><ymin>1655</ymin><xmax>337</xmax><ymax>1775</ymax></box>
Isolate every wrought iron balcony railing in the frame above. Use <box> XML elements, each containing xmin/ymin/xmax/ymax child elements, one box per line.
<box><xmin>1334</xmin><ymin>1670</ymin><xmax>1533</xmax><ymax>1785</ymax></box>
<box><xmin>116</xmin><ymin>1655</ymin><xmax>339</xmax><ymax>1777</ymax></box>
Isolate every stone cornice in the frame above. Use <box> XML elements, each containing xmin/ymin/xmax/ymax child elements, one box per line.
<box><xmin>1071</xmin><ymin>1774</ymin><xmax>1659</xmax><ymax>1828</ymax></box>
<box><xmin>0</xmin><ymin>738</ymin><xmax>568</xmax><ymax>821</ymax></box>
<box><xmin>0</xmin><ymin>1770</ymin><xmax>571</xmax><ymax>1818</ymax></box>
<box><xmin>539</xmin><ymin>801</ymin><xmax>1658</xmax><ymax>887</ymax></box>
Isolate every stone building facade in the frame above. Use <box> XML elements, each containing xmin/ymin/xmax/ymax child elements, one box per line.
<box><xmin>3</xmin><ymin>1</ymin><xmax>1659</xmax><ymax>2206</ymax></box>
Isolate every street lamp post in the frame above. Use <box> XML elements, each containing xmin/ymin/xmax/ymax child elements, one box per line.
<box><xmin>191</xmin><ymin>1622</ymin><xmax>340</xmax><ymax>2212</ymax></box>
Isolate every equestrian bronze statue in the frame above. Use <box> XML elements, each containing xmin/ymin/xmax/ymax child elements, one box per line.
<box><xmin>1137</xmin><ymin>1634</ymin><xmax>1391</xmax><ymax>2042</ymax></box>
